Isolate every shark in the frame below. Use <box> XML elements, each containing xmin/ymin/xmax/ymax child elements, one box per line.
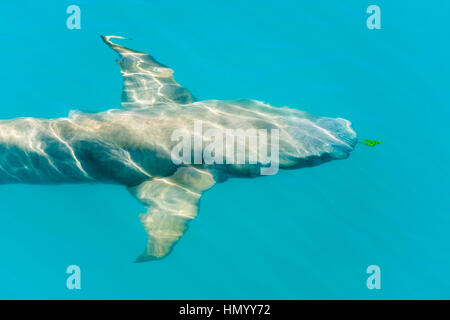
<box><xmin>0</xmin><ymin>36</ymin><xmax>357</xmax><ymax>261</ymax></box>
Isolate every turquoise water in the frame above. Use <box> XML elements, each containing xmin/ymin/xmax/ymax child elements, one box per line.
<box><xmin>0</xmin><ymin>0</ymin><xmax>449</xmax><ymax>299</ymax></box>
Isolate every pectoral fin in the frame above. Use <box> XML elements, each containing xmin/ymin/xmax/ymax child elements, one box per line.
<box><xmin>101</xmin><ymin>35</ymin><xmax>196</xmax><ymax>108</ymax></box>
<box><xmin>128</xmin><ymin>167</ymin><xmax>216</xmax><ymax>262</ymax></box>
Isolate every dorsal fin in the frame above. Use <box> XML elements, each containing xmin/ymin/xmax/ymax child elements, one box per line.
<box><xmin>101</xmin><ymin>35</ymin><xmax>196</xmax><ymax>108</ymax></box>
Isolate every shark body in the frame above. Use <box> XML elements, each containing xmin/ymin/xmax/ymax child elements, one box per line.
<box><xmin>0</xmin><ymin>36</ymin><xmax>357</xmax><ymax>261</ymax></box>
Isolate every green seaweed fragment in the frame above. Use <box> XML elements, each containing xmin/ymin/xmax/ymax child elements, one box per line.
<box><xmin>360</xmin><ymin>139</ymin><xmax>382</xmax><ymax>147</ymax></box>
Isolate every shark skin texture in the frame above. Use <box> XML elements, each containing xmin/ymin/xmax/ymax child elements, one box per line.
<box><xmin>0</xmin><ymin>36</ymin><xmax>357</xmax><ymax>262</ymax></box>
